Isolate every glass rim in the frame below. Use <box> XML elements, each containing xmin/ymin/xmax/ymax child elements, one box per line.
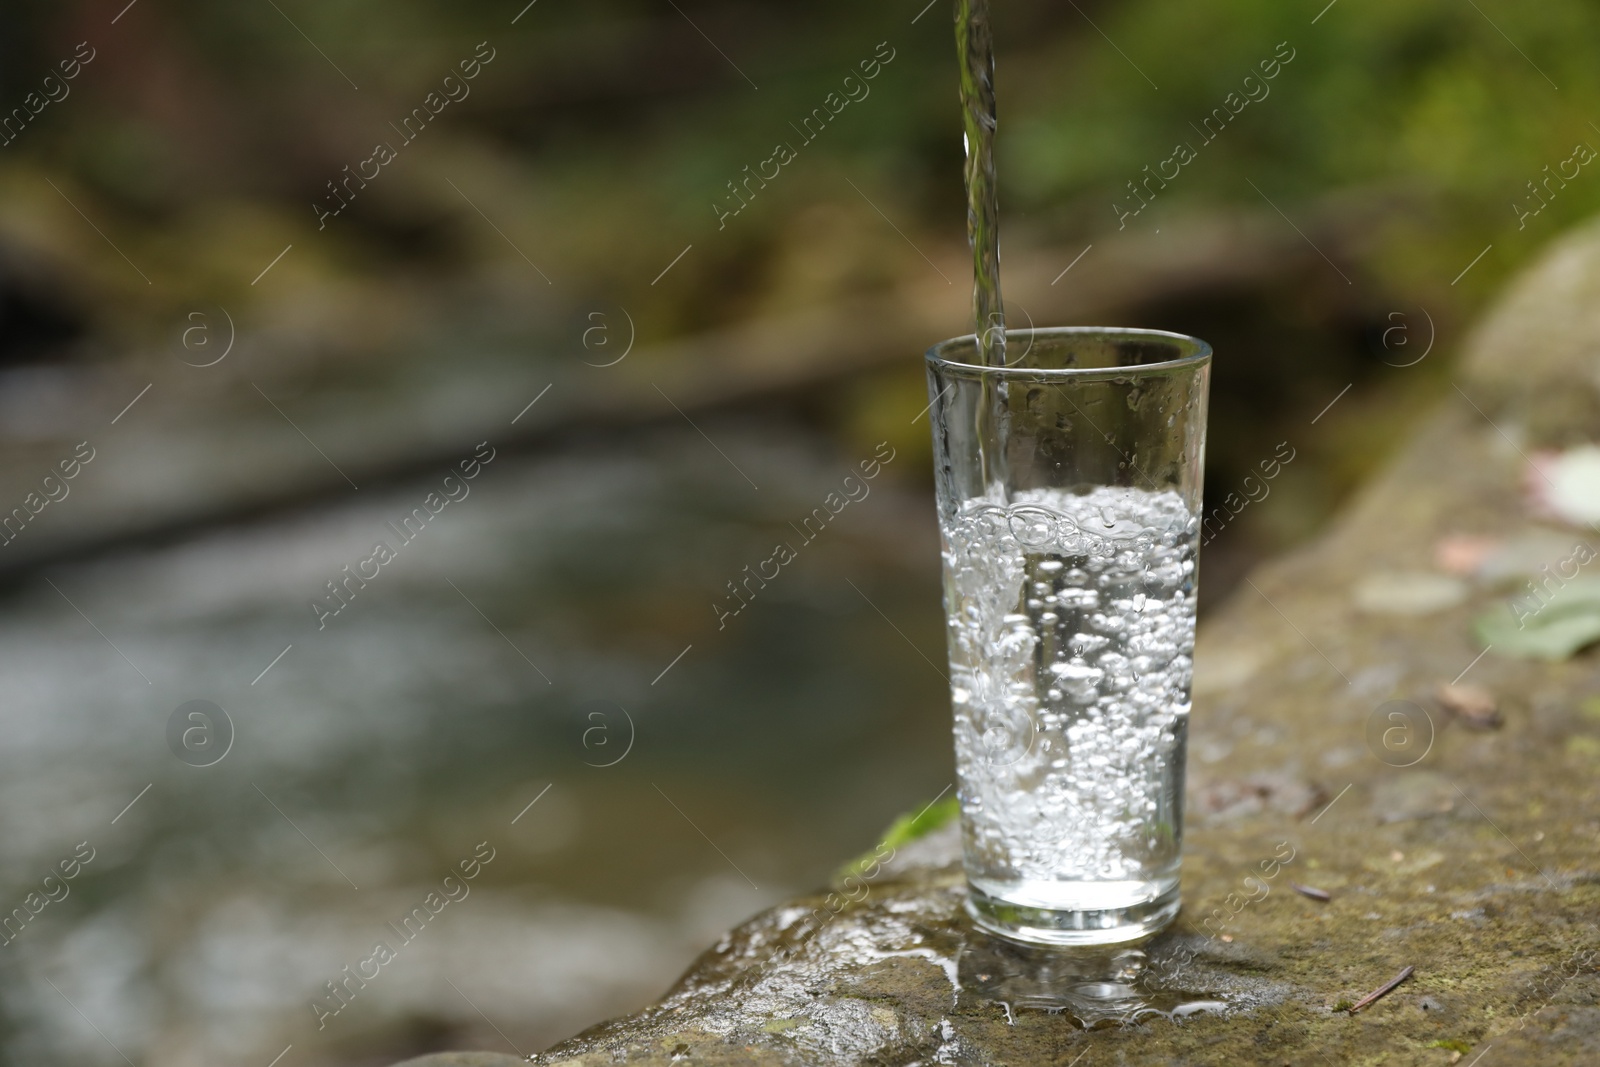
<box><xmin>925</xmin><ymin>325</ymin><xmax>1212</xmax><ymax>379</ymax></box>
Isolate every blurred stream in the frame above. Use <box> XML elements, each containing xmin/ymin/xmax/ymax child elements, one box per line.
<box><xmin>0</xmin><ymin>418</ymin><xmax>953</xmax><ymax>1067</ymax></box>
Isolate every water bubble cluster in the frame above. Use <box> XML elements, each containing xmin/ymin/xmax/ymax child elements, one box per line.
<box><xmin>942</xmin><ymin>486</ymin><xmax>1197</xmax><ymax>890</ymax></box>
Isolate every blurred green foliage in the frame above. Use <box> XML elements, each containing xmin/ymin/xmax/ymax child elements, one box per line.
<box><xmin>0</xmin><ymin>0</ymin><xmax>1592</xmax><ymax>585</ymax></box>
<box><xmin>4</xmin><ymin>0</ymin><xmax>1595</xmax><ymax>332</ymax></box>
<box><xmin>1007</xmin><ymin>0</ymin><xmax>1599</xmax><ymax>288</ymax></box>
<box><xmin>836</xmin><ymin>790</ymin><xmax>959</xmax><ymax>883</ymax></box>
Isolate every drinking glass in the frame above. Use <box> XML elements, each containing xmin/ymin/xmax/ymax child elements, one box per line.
<box><xmin>925</xmin><ymin>326</ymin><xmax>1211</xmax><ymax>944</ymax></box>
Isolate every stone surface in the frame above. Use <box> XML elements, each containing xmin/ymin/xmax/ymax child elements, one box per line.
<box><xmin>390</xmin><ymin>1056</ymin><xmax>526</xmax><ymax>1067</ymax></box>
<box><xmin>411</xmin><ymin>220</ymin><xmax>1600</xmax><ymax>1065</ymax></box>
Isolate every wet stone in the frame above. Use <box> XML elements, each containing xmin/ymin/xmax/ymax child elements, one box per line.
<box><xmin>391</xmin><ymin>1055</ymin><xmax>526</xmax><ymax>1067</ymax></box>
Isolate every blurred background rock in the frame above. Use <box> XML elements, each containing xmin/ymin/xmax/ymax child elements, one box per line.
<box><xmin>0</xmin><ymin>0</ymin><xmax>1591</xmax><ymax>1064</ymax></box>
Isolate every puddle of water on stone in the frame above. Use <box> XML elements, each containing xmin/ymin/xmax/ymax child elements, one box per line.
<box><xmin>957</xmin><ymin>935</ymin><xmax>1228</xmax><ymax>1028</ymax></box>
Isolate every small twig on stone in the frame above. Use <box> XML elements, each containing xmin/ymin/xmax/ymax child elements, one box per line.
<box><xmin>1349</xmin><ymin>965</ymin><xmax>1414</xmax><ymax>1013</ymax></box>
<box><xmin>1291</xmin><ymin>881</ymin><xmax>1331</xmax><ymax>902</ymax></box>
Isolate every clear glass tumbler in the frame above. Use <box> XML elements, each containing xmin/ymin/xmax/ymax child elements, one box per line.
<box><xmin>925</xmin><ymin>327</ymin><xmax>1211</xmax><ymax>945</ymax></box>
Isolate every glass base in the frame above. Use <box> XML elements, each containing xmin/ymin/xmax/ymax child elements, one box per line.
<box><xmin>966</xmin><ymin>876</ymin><xmax>1181</xmax><ymax>946</ymax></box>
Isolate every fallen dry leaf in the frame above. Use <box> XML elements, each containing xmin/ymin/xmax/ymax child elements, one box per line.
<box><xmin>1435</xmin><ymin>681</ymin><xmax>1501</xmax><ymax>728</ymax></box>
<box><xmin>1433</xmin><ymin>534</ymin><xmax>1500</xmax><ymax>576</ymax></box>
